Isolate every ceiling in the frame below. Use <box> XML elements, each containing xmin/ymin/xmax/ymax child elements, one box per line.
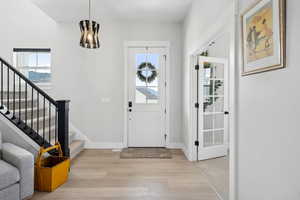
<box><xmin>30</xmin><ymin>0</ymin><xmax>193</xmax><ymax>23</ymax></box>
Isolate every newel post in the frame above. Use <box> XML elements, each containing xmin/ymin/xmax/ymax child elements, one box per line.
<box><xmin>57</xmin><ymin>100</ymin><xmax>70</xmax><ymax>157</ymax></box>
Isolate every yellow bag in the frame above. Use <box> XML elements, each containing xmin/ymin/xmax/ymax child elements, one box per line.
<box><xmin>34</xmin><ymin>143</ymin><xmax>70</xmax><ymax>192</ymax></box>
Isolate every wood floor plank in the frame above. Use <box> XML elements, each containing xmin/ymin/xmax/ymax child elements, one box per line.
<box><xmin>195</xmin><ymin>156</ymin><xmax>229</xmax><ymax>200</ymax></box>
<box><xmin>32</xmin><ymin>149</ymin><xmax>225</xmax><ymax>200</ymax></box>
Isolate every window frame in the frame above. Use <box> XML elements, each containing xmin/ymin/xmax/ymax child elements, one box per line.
<box><xmin>13</xmin><ymin>48</ymin><xmax>52</xmax><ymax>87</ymax></box>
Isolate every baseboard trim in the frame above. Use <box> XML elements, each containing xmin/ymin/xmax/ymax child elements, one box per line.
<box><xmin>85</xmin><ymin>142</ymin><xmax>124</xmax><ymax>149</ymax></box>
<box><xmin>168</xmin><ymin>143</ymin><xmax>192</xmax><ymax>161</ymax></box>
<box><xmin>168</xmin><ymin>143</ymin><xmax>184</xmax><ymax>149</ymax></box>
<box><xmin>182</xmin><ymin>144</ymin><xmax>193</xmax><ymax>161</ymax></box>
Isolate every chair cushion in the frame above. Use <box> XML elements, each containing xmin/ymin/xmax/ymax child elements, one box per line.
<box><xmin>0</xmin><ymin>160</ymin><xmax>20</xmax><ymax>190</ymax></box>
<box><xmin>0</xmin><ymin>183</ymin><xmax>19</xmax><ymax>200</ymax></box>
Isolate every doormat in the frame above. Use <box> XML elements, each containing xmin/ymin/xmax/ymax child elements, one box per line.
<box><xmin>120</xmin><ymin>148</ymin><xmax>172</xmax><ymax>159</ymax></box>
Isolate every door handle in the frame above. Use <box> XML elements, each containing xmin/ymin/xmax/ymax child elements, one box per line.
<box><xmin>128</xmin><ymin>109</ymin><xmax>132</xmax><ymax>112</ymax></box>
<box><xmin>128</xmin><ymin>101</ymin><xmax>132</xmax><ymax>108</ymax></box>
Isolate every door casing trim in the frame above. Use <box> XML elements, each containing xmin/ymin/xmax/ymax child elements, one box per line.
<box><xmin>123</xmin><ymin>41</ymin><xmax>170</xmax><ymax>148</ymax></box>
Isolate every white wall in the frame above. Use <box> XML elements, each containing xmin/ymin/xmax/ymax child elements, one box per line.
<box><xmin>0</xmin><ymin>1</ymin><xmax>183</xmax><ymax>147</ymax></box>
<box><xmin>54</xmin><ymin>21</ymin><xmax>183</xmax><ymax>147</ymax></box>
<box><xmin>182</xmin><ymin>0</ymin><xmax>234</xmax><ymax>159</ymax></box>
<box><xmin>208</xmin><ymin>33</ymin><xmax>230</xmax><ymax>58</ymax></box>
<box><xmin>0</xmin><ymin>0</ymin><xmax>57</xmax><ymax>61</ymax></box>
<box><xmin>51</xmin><ymin>23</ymin><xmax>86</xmax><ymax>131</ymax></box>
<box><xmin>237</xmin><ymin>0</ymin><xmax>300</xmax><ymax>199</ymax></box>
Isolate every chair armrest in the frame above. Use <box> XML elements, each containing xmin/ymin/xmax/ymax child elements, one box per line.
<box><xmin>2</xmin><ymin>143</ymin><xmax>34</xmax><ymax>200</ymax></box>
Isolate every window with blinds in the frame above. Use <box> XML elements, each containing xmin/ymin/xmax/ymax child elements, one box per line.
<box><xmin>13</xmin><ymin>48</ymin><xmax>51</xmax><ymax>84</ymax></box>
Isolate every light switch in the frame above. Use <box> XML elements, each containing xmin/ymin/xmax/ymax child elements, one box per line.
<box><xmin>101</xmin><ymin>97</ymin><xmax>111</xmax><ymax>103</ymax></box>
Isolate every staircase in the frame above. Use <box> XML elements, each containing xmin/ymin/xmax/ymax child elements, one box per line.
<box><xmin>0</xmin><ymin>57</ymin><xmax>84</xmax><ymax>159</ymax></box>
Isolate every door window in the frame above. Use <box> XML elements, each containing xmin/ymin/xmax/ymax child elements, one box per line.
<box><xmin>202</xmin><ymin>62</ymin><xmax>225</xmax><ymax>147</ymax></box>
<box><xmin>135</xmin><ymin>53</ymin><xmax>160</xmax><ymax>104</ymax></box>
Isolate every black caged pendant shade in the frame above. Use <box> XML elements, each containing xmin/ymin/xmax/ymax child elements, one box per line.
<box><xmin>79</xmin><ymin>20</ymin><xmax>100</xmax><ymax>49</ymax></box>
<box><xmin>79</xmin><ymin>0</ymin><xmax>100</xmax><ymax>49</ymax></box>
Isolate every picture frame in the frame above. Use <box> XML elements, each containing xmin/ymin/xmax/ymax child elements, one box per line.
<box><xmin>241</xmin><ymin>0</ymin><xmax>286</xmax><ymax>76</ymax></box>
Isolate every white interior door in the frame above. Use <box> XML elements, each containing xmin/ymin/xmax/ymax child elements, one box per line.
<box><xmin>127</xmin><ymin>47</ymin><xmax>166</xmax><ymax>147</ymax></box>
<box><xmin>197</xmin><ymin>56</ymin><xmax>229</xmax><ymax>160</ymax></box>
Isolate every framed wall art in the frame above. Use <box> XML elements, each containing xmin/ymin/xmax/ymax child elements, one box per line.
<box><xmin>241</xmin><ymin>0</ymin><xmax>286</xmax><ymax>75</ymax></box>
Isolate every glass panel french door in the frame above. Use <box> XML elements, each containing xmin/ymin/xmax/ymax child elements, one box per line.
<box><xmin>198</xmin><ymin>56</ymin><xmax>229</xmax><ymax>160</ymax></box>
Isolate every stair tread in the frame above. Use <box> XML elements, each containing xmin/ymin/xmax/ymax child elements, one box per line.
<box><xmin>26</xmin><ymin>115</ymin><xmax>55</xmax><ymax>123</ymax></box>
<box><xmin>1</xmin><ymin>107</ymin><xmax>55</xmax><ymax>120</ymax></box>
<box><xmin>70</xmin><ymin>140</ymin><xmax>84</xmax><ymax>149</ymax></box>
<box><xmin>37</xmin><ymin>126</ymin><xmax>55</xmax><ymax>133</ymax></box>
<box><xmin>2</xmin><ymin>91</ymin><xmax>26</xmax><ymax>93</ymax></box>
<box><xmin>16</xmin><ymin>107</ymin><xmax>43</xmax><ymax>112</ymax></box>
<box><xmin>39</xmin><ymin>131</ymin><xmax>77</xmax><ymax>143</ymax></box>
<box><xmin>69</xmin><ymin>131</ymin><xmax>76</xmax><ymax>135</ymax></box>
<box><xmin>70</xmin><ymin>140</ymin><xmax>85</xmax><ymax>159</ymax></box>
<box><xmin>2</xmin><ymin>98</ymin><xmax>36</xmax><ymax>102</ymax></box>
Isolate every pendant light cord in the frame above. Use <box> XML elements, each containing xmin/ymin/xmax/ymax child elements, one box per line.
<box><xmin>89</xmin><ymin>0</ymin><xmax>91</xmax><ymax>22</ymax></box>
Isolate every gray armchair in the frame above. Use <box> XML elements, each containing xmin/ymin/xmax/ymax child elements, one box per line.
<box><xmin>0</xmin><ymin>132</ymin><xmax>34</xmax><ymax>200</ymax></box>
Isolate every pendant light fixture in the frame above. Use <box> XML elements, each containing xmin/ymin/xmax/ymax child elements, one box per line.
<box><xmin>79</xmin><ymin>0</ymin><xmax>100</xmax><ymax>49</ymax></box>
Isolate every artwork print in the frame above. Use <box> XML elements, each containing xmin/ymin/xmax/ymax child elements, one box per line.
<box><xmin>241</xmin><ymin>0</ymin><xmax>285</xmax><ymax>75</ymax></box>
<box><xmin>246</xmin><ymin>1</ymin><xmax>273</xmax><ymax>63</ymax></box>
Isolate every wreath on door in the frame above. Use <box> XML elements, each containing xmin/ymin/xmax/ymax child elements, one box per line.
<box><xmin>137</xmin><ymin>62</ymin><xmax>158</xmax><ymax>83</ymax></box>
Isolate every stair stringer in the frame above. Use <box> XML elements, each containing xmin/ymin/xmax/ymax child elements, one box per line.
<box><xmin>0</xmin><ymin>114</ymin><xmax>40</xmax><ymax>158</ymax></box>
<box><xmin>0</xmin><ymin>114</ymin><xmax>86</xmax><ymax>159</ymax></box>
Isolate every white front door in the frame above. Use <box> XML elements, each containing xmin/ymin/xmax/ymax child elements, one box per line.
<box><xmin>127</xmin><ymin>47</ymin><xmax>166</xmax><ymax>147</ymax></box>
<box><xmin>197</xmin><ymin>56</ymin><xmax>229</xmax><ymax>160</ymax></box>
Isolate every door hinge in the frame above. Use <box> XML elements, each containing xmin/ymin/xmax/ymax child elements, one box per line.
<box><xmin>194</xmin><ymin>140</ymin><xmax>199</xmax><ymax>146</ymax></box>
<box><xmin>164</xmin><ymin>134</ymin><xmax>167</xmax><ymax>141</ymax></box>
<box><xmin>165</xmin><ymin>81</ymin><xmax>167</xmax><ymax>87</ymax></box>
<box><xmin>195</xmin><ymin>65</ymin><xmax>199</xmax><ymax>70</ymax></box>
<box><xmin>163</xmin><ymin>55</ymin><xmax>167</xmax><ymax>60</ymax></box>
<box><xmin>195</xmin><ymin>103</ymin><xmax>199</xmax><ymax>108</ymax></box>
<box><xmin>164</xmin><ymin>109</ymin><xmax>167</xmax><ymax>114</ymax></box>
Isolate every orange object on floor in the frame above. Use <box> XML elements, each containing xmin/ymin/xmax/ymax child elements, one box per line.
<box><xmin>34</xmin><ymin>143</ymin><xmax>70</xmax><ymax>192</ymax></box>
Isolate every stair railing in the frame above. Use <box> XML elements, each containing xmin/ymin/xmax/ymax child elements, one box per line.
<box><xmin>0</xmin><ymin>57</ymin><xmax>70</xmax><ymax>157</ymax></box>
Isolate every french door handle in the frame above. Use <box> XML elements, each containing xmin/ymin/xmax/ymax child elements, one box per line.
<box><xmin>224</xmin><ymin>111</ymin><xmax>229</xmax><ymax>115</ymax></box>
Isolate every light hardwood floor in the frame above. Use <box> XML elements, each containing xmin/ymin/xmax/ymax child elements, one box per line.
<box><xmin>32</xmin><ymin>150</ymin><xmax>228</xmax><ymax>200</ymax></box>
<box><xmin>195</xmin><ymin>156</ymin><xmax>229</xmax><ymax>200</ymax></box>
